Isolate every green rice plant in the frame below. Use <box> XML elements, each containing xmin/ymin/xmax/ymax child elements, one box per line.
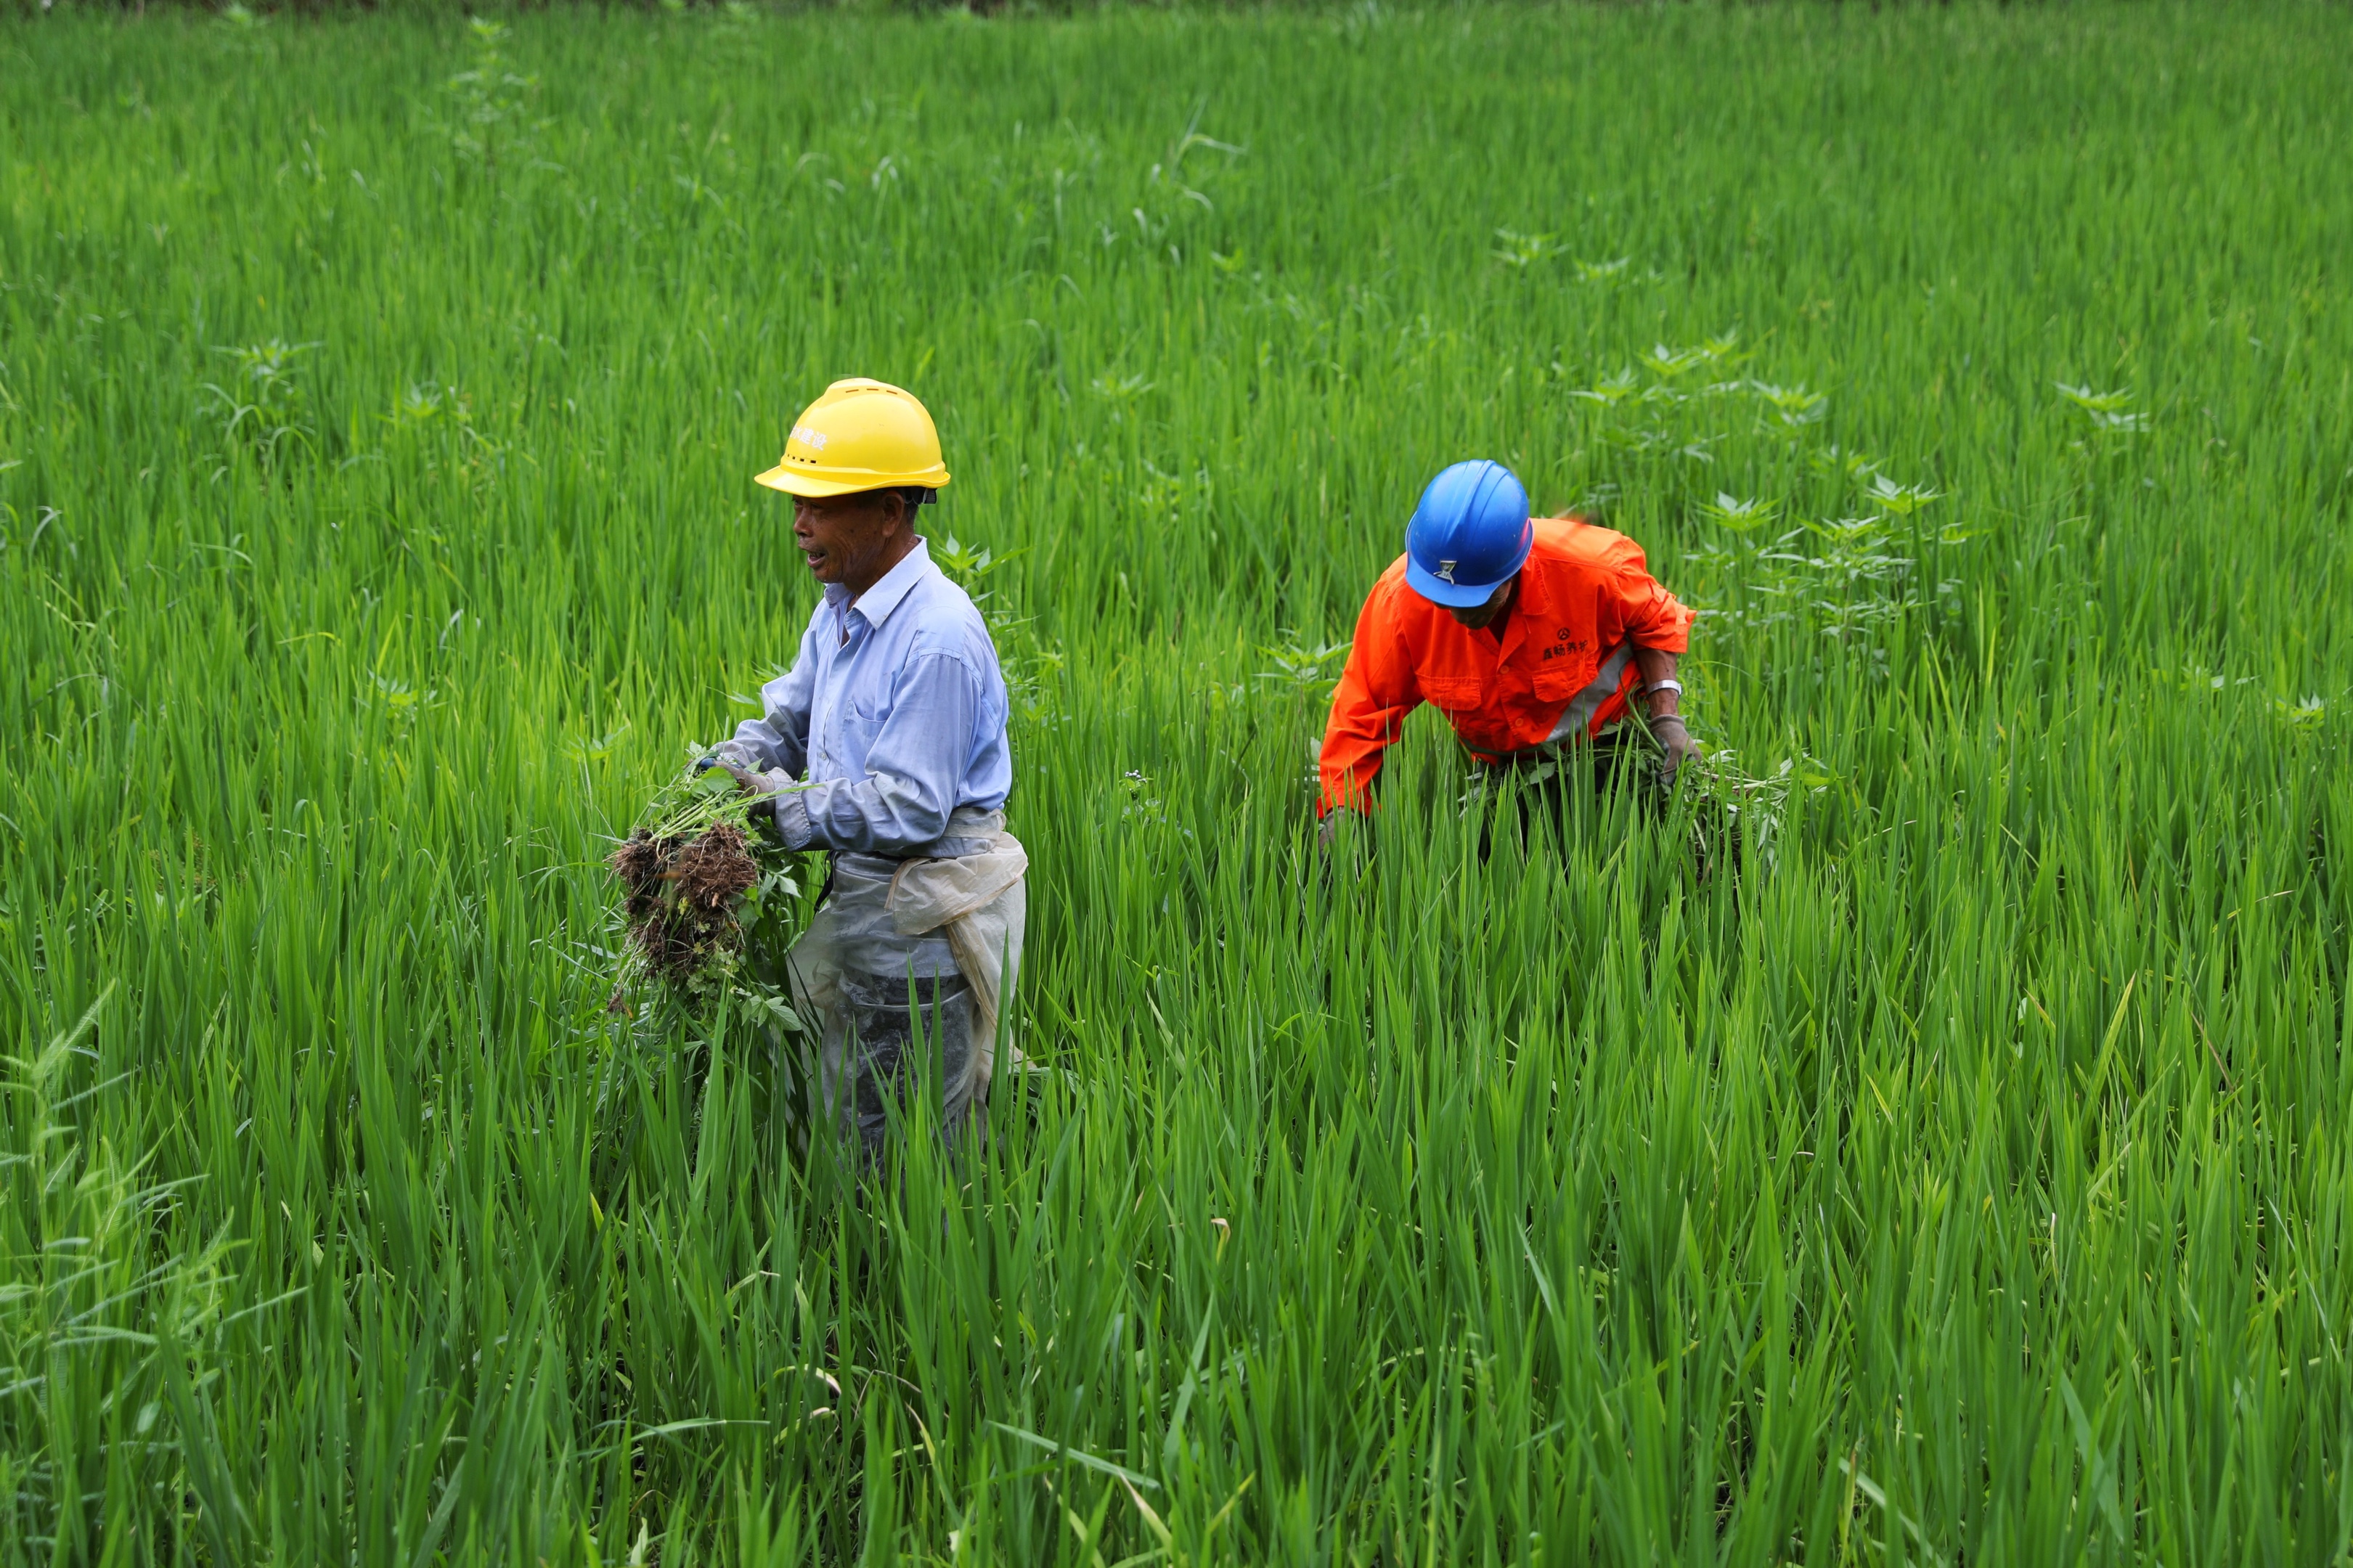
<box><xmin>1</xmin><ymin>0</ymin><xmax>2349</xmax><ymax>1561</ymax></box>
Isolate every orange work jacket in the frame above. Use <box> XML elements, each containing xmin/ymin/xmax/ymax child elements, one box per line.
<box><xmin>1318</xmin><ymin>515</ymin><xmax>1695</xmax><ymax>815</ymax></box>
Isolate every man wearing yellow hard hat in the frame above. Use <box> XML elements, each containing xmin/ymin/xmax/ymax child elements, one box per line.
<box><xmin>709</xmin><ymin>378</ymin><xmax>1025</xmax><ymax>1162</ymax></box>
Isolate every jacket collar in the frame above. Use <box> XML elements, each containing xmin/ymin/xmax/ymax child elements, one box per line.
<box><xmin>1487</xmin><ymin>541</ymin><xmax>1553</xmax><ymax>663</ymax></box>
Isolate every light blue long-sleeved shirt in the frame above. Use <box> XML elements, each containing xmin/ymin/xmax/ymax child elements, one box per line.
<box><xmin>717</xmin><ymin>538</ymin><xmax>1012</xmax><ymax>857</ymax></box>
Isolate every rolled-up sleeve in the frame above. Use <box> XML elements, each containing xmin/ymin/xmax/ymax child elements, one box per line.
<box><xmin>717</xmin><ymin>621</ymin><xmax>817</xmax><ymax>777</ymax></box>
<box><xmin>1605</xmin><ymin>536</ymin><xmax>1695</xmax><ymax>653</ymax></box>
<box><xmin>775</xmin><ymin>653</ymin><xmax>977</xmax><ymax>854</ymax></box>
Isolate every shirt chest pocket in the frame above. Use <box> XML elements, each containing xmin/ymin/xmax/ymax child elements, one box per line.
<box><xmin>1421</xmin><ymin>675</ymin><xmax>1483</xmax><ymax>714</ymax></box>
<box><xmin>837</xmin><ymin>699</ymin><xmax>886</xmax><ymax>753</ymax></box>
<box><xmin>1530</xmin><ymin>656</ymin><xmax>1598</xmax><ymax>704</ymax></box>
<box><xmin>816</xmin><ymin>694</ymin><xmax>887</xmax><ymax>775</ymax></box>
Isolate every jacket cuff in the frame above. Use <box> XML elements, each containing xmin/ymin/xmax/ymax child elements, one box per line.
<box><xmin>772</xmin><ymin>791</ymin><xmax>817</xmax><ymax>850</ymax></box>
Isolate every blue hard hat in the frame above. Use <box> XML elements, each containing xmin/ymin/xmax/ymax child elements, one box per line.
<box><xmin>1403</xmin><ymin>460</ymin><xmax>1533</xmax><ymax>608</ymax></box>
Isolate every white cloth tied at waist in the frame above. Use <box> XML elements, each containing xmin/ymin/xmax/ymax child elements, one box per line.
<box><xmin>883</xmin><ymin>809</ymin><xmax>1027</xmax><ymax>1057</ymax></box>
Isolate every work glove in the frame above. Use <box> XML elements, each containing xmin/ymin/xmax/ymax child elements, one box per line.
<box><xmin>725</xmin><ymin>764</ymin><xmax>791</xmax><ymax>799</ymax></box>
<box><xmin>693</xmin><ymin>740</ymin><xmax>764</xmax><ymax>777</ymax></box>
<box><xmin>685</xmin><ymin>743</ymin><xmax>778</xmax><ymax>796</ymax></box>
<box><xmin>690</xmin><ymin>753</ymin><xmax>790</xmax><ymax>811</ymax></box>
<box><xmin>1649</xmin><ymin>714</ymin><xmax>1703</xmax><ymax>790</ymax></box>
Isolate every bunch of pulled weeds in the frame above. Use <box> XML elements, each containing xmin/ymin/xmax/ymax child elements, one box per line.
<box><xmin>604</xmin><ymin>755</ymin><xmax>811</xmax><ymax>1037</ymax></box>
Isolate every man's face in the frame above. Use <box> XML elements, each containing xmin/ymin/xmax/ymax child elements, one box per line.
<box><xmin>1447</xmin><ymin>576</ymin><xmax>1517</xmax><ymax>630</ymax></box>
<box><xmin>792</xmin><ymin>489</ymin><xmax>908</xmax><ymax>588</ymax></box>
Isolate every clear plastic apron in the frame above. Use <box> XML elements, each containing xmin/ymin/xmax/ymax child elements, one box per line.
<box><xmin>783</xmin><ymin>807</ymin><xmax>1026</xmax><ymax>1158</ymax></box>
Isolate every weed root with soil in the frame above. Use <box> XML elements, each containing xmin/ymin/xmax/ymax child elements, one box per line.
<box><xmin>609</xmin><ymin>822</ymin><xmax>762</xmax><ymax>981</ymax></box>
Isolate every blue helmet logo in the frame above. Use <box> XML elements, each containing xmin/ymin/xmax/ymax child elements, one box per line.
<box><xmin>1404</xmin><ymin>460</ymin><xmax>1532</xmax><ymax>608</ymax></box>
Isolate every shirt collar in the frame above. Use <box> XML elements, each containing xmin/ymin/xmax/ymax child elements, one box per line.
<box><xmin>825</xmin><ymin>536</ymin><xmax>936</xmax><ymax>629</ymax></box>
<box><xmin>1457</xmin><ymin>538</ymin><xmax>1551</xmax><ymax>659</ymax></box>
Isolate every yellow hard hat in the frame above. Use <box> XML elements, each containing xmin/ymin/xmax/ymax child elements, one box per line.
<box><xmin>754</xmin><ymin>377</ymin><xmax>951</xmax><ymax>498</ymax></box>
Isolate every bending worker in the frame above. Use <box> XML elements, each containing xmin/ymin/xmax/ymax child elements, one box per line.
<box><xmin>1319</xmin><ymin>459</ymin><xmax>1698</xmax><ymax>836</ymax></box>
<box><xmin>710</xmin><ymin>377</ymin><xmax>1025</xmax><ymax>1161</ymax></box>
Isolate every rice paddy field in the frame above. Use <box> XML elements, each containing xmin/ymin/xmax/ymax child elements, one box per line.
<box><xmin>5</xmin><ymin>0</ymin><xmax>2352</xmax><ymax>1561</ymax></box>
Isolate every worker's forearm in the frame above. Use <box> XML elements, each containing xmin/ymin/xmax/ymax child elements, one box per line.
<box><xmin>1632</xmin><ymin>647</ymin><xmax>1681</xmax><ymax>719</ymax></box>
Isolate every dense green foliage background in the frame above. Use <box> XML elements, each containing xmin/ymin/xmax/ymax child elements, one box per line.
<box><xmin>4</xmin><ymin>1</ymin><xmax>2350</xmax><ymax>1561</ymax></box>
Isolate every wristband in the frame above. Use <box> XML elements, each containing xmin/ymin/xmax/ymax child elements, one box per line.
<box><xmin>1644</xmin><ymin>679</ymin><xmax>1684</xmax><ymax>698</ymax></box>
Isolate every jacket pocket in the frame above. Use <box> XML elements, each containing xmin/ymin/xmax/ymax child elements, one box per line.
<box><xmin>1530</xmin><ymin>658</ymin><xmax>1598</xmax><ymax>703</ymax></box>
<box><xmin>1422</xmin><ymin>675</ymin><xmax>1483</xmax><ymax>713</ymax></box>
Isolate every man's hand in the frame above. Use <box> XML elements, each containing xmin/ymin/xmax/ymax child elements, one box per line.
<box><xmin>1649</xmin><ymin>714</ymin><xmax>1703</xmax><ymax>786</ymax></box>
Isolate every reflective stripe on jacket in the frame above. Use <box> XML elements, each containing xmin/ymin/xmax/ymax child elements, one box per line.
<box><xmin>1318</xmin><ymin>515</ymin><xmax>1695</xmax><ymax>815</ymax></box>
